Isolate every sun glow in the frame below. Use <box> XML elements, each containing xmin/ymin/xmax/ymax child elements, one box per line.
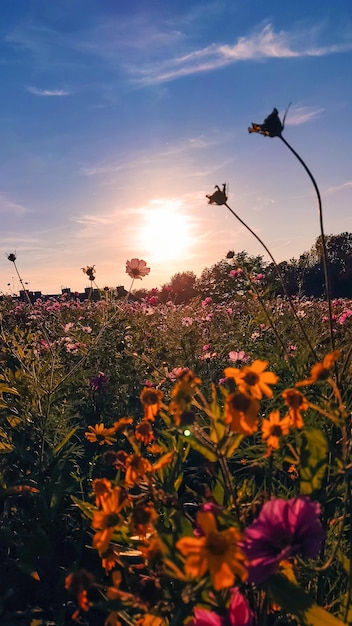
<box><xmin>140</xmin><ymin>200</ymin><xmax>193</xmax><ymax>261</ymax></box>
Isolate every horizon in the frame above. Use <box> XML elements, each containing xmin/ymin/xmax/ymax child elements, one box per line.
<box><xmin>1</xmin><ymin>0</ymin><xmax>351</xmax><ymax>294</ymax></box>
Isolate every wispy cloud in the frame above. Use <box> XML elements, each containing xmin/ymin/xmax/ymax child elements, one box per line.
<box><xmin>0</xmin><ymin>193</ymin><xmax>31</xmax><ymax>216</ymax></box>
<box><xmin>284</xmin><ymin>105</ymin><xmax>325</xmax><ymax>126</ymax></box>
<box><xmin>326</xmin><ymin>181</ymin><xmax>352</xmax><ymax>194</ymax></box>
<box><xmin>130</xmin><ymin>24</ymin><xmax>352</xmax><ymax>85</ymax></box>
<box><xmin>26</xmin><ymin>86</ymin><xmax>72</xmax><ymax>96</ymax></box>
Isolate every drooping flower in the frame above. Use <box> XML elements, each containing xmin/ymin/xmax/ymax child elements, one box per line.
<box><xmin>85</xmin><ymin>423</ymin><xmax>117</xmax><ymax>446</ymax></box>
<box><xmin>225</xmin><ymin>360</ymin><xmax>279</xmax><ymax>399</ymax></box>
<box><xmin>295</xmin><ymin>350</ymin><xmax>341</xmax><ymax>387</ymax></box>
<box><xmin>248</xmin><ymin>108</ymin><xmax>283</xmax><ymax>138</ymax></box>
<box><xmin>189</xmin><ymin>587</ymin><xmax>253</xmax><ymax>626</ymax></box>
<box><xmin>81</xmin><ymin>265</ymin><xmax>96</xmax><ymax>281</ymax></box>
<box><xmin>7</xmin><ymin>252</ymin><xmax>17</xmax><ymax>262</ymax></box>
<box><xmin>176</xmin><ymin>512</ymin><xmax>247</xmax><ymax>591</ymax></box>
<box><xmin>225</xmin><ymin>392</ymin><xmax>259</xmax><ymax>435</ymax></box>
<box><xmin>140</xmin><ymin>387</ymin><xmax>164</xmax><ymax>421</ymax></box>
<box><xmin>241</xmin><ymin>496</ymin><xmax>324</xmax><ymax>584</ymax></box>
<box><xmin>124</xmin><ymin>454</ymin><xmax>152</xmax><ymax>486</ymax></box>
<box><xmin>135</xmin><ymin>421</ymin><xmax>154</xmax><ymax>445</ymax></box>
<box><xmin>261</xmin><ymin>410</ymin><xmax>291</xmax><ymax>450</ymax></box>
<box><xmin>282</xmin><ymin>388</ymin><xmax>309</xmax><ymax>428</ymax></box>
<box><xmin>206</xmin><ymin>184</ymin><xmax>228</xmax><ymax>205</ymax></box>
<box><xmin>126</xmin><ymin>258</ymin><xmax>150</xmax><ymax>280</ymax></box>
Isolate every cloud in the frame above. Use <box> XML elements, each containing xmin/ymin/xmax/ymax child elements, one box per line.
<box><xmin>325</xmin><ymin>181</ymin><xmax>352</xmax><ymax>194</ymax></box>
<box><xmin>0</xmin><ymin>193</ymin><xmax>31</xmax><ymax>216</ymax></box>
<box><xmin>284</xmin><ymin>105</ymin><xmax>325</xmax><ymax>126</ymax></box>
<box><xmin>129</xmin><ymin>23</ymin><xmax>352</xmax><ymax>85</ymax></box>
<box><xmin>26</xmin><ymin>86</ymin><xmax>72</xmax><ymax>96</ymax></box>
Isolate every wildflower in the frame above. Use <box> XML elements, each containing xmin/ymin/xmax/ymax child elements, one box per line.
<box><xmin>111</xmin><ymin>416</ymin><xmax>134</xmax><ymax>432</ymax></box>
<box><xmin>189</xmin><ymin>587</ymin><xmax>253</xmax><ymax>626</ymax></box>
<box><xmin>295</xmin><ymin>350</ymin><xmax>341</xmax><ymax>387</ymax></box>
<box><xmin>225</xmin><ymin>392</ymin><xmax>259</xmax><ymax>435</ymax></box>
<box><xmin>65</xmin><ymin>569</ymin><xmax>93</xmax><ymax>617</ymax></box>
<box><xmin>139</xmin><ymin>536</ymin><xmax>167</xmax><ymax>565</ymax></box>
<box><xmin>248</xmin><ymin>107</ymin><xmax>283</xmax><ymax>138</ymax></box>
<box><xmin>229</xmin><ymin>268</ymin><xmax>243</xmax><ymax>278</ymax></box>
<box><xmin>140</xmin><ymin>387</ymin><xmax>164</xmax><ymax>421</ymax></box>
<box><xmin>241</xmin><ymin>496</ymin><xmax>324</xmax><ymax>584</ymax></box>
<box><xmin>82</xmin><ymin>265</ymin><xmax>96</xmax><ymax>281</ymax></box>
<box><xmin>282</xmin><ymin>388</ymin><xmax>308</xmax><ymax>428</ymax></box>
<box><xmin>92</xmin><ymin>478</ymin><xmax>112</xmax><ymax>507</ymax></box>
<box><xmin>135</xmin><ymin>421</ymin><xmax>154</xmax><ymax>445</ymax></box>
<box><xmin>226</xmin><ymin>250</ymin><xmax>235</xmax><ymax>259</ymax></box>
<box><xmin>131</xmin><ymin>502</ymin><xmax>157</xmax><ymax>536</ymax></box>
<box><xmin>147</xmin><ymin>442</ymin><xmax>164</xmax><ymax>455</ymax></box>
<box><xmin>7</xmin><ymin>252</ymin><xmax>17</xmax><ymax>262</ymax></box>
<box><xmin>125</xmin><ymin>454</ymin><xmax>152</xmax><ymax>486</ymax></box>
<box><xmin>225</xmin><ymin>360</ymin><xmax>279</xmax><ymax>400</ymax></box>
<box><xmin>126</xmin><ymin>258</ymin><xmax>150</xmax><ymax>280</ymax></box>
<box><xmin>228</xmin><ymin>350</ymin><xmax>250</xmax><ymax>363</ymax></box>
<box><xmin>176</xmin><ymin>511</ymin><xmax>247</xmax><ymax>590</ymax></box>
<box><xmin>92</xmin><ymin>486</ymin><xmax>129</xmax><ymax>553</ymax></box>
<box><xmin>89</xmin><ymin>371</ymin><xmax>110</xmax><ymax>391</ymax></box>
<box><xmin>261</xmin><ymin>410</ymin><xmax>291</xmax><ymax>450</ymax></box>
<box><xmin>206</xmin><ymin>184</ymin><xmax>228</xmax><ymax>205</ymax></box>
<box><xmin>85</xmin><ymin>423</ymin><xmax>117</xmax><ymax>446</ymax></box>
<box><xmin>202</xmin><ymin>297</ymin><xmax>213</xmax><ymax>307</ymax></box>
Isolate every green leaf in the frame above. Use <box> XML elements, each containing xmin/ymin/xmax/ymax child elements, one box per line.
<box><xmin>71</xmin><ymin>495</ymin><xmax>96</xmax><ymax>520</ymax></box>
<box><xmin>52</xmin><ymin>426</ymin><xmax>80</xmax><ymax>456</ymax></box>
<box><xmin>179</xmin><ymin>434</ymin><xmax>217</xmax><ymax>463</ymax></box>
<box><xmin>267</xmin><ymin>574</ymin><xmax>347</xmax><ymax>626</ymax></box>
<box><xmin>300</xmin><ymin>428</ymin><xmax>328</xmax><ymax>495</ymax></box>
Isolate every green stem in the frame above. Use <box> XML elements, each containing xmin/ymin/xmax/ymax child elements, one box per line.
<box><xmin>224</xmin><ymin>202</ymin><xmax>317</xmax><ymax>360</ymax></box>
<box><xmin>278</xmin><ymin>135</ymin><xmax>336</xmax><ymax>378</ymax></box>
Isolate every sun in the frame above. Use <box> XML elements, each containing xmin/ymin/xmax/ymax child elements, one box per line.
<box><xmin>140</xmin><ymin>200</ymin><xmax>193</xmax><ymax>262</ymax></box>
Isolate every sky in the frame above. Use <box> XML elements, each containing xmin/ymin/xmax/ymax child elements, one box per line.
<box><xmin>0</xmin><ymin>0</ymin><xmax>351</xmax><ymax>294</ymax></box>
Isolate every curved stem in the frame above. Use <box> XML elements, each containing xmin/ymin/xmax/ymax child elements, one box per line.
<box><xmin>278</xmin><ymin>136</ymin><xmax>336</xmax><ymax>371</ymax></box>
<box><xmin>224</xmin><ymin>202</ymin><xmax>317</xmax><ymax>360</ymax></box>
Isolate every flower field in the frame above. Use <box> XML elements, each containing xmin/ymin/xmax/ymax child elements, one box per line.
<box><xmin>1</xmin><ymin>108</ymin><xmax>352</xmax><ymax>626</ymax></box>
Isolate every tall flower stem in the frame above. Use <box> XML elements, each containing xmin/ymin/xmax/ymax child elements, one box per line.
<box><xmin>224</xmin><ymin>202</ymin><xmax>317</xmax><ymax>360</ymax></box>
<box><xmin>278</xmin><ymin>136</ymin><xmax>335</xmax><ymax>364</ymax></box>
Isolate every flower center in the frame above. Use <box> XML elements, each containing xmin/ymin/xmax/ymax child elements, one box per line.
<box><xmin>105</xmin><ymin>513</ymin><xmax>119</xmax><ymax>528</ymax></box>
<box><xmin>270</xmin><ymin>425</ymin><xmax>283</xmax><ymax>438</ymax></box>
<box><xmin>243</xmin><ymin>372</ymin><xmax>259</xmax><ymax>386</ymax></box>
<box><xmin>229</xmin><ymin>393</ymin><xmax>251</xmax><ymax>412</ymax></box>
<box><xmin>205</xmin><ymin>531</ymin><xmax>230</xmax><ymax>556</ymax></box>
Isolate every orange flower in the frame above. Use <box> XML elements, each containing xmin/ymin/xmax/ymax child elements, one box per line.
<box><xmin>139</xmin><ymin>536</ymin><xmax>166</xmax><ymax>565</ymax></box>
<box><xmin>147</xmin><ymin>442</ymin><xmax>164</xmax><ymax>455</ymax></box>
<box><xmin>110</xmin><ymin>416</ymin><xmax>134</xmax><ymax>432</ymax></box>
<box><xmin>225</xmin><ymin>391</ymin><xmax>260</xmax><ymax>435</ymax></box>
<box><xmin>85</xmin><ymin>423</ymin><xmax>117</xmax><ymax>445</ymax></box>
<box><xmin>135</xmin><ymin>421</ymin><xmax>154</xmax><ymax>444</ymax></box>
<box><xmin>92</xmin><ymin>487</ymin><xmax>129</xmax><ymax>554</ymax></box>
<box><xmin>224</xmin><ymin>360</ymin><xmax>278</xmax><ymax>399</ymax></box>
<box><xmin>125</xmin><ymin>454</ymin><xmax>152</xmax><ymax>486</ymax></box>
<box><xmin>92</xmin><ymin>478</ymin><xmax>112</xmax><ymax>507</ymax></box>
<box><xmin>282</xmin><ymin>388</ymin><xmax>309</xmax><ymax>428</ymax></box>
<box><xmin>140</xmin><ymin>388</ymin><xmax>164</xmax><ymax>421</ymax></box>
<box><xmin>152</xmin><ymin>451</ymin><xmax>174</xmax><ymax>471</ymax></box>
<box><xmin>176</xmin><ymin>512</ymin><xmax>247</xmax><ymax>590</ymax></box>
<box><xmin>295</xmin><ymin>350</ymin><xmax>340</xmax><ymax>387</ymax></box>
<box><xmin>131</xmin><ymin>502</ymin><xmax>157</xmax><ymax>536</ymax></box>
<box><xmin>261</xmin><ymin>410</ymin><xmax>291</xmax><ymax>450</ymax></box>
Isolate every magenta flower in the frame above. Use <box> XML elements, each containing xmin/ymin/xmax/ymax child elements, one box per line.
<box><xmin>89</xmin><ymin>372</ymin><xmax>110</xmax><ymax>391</ymax></box>
<box><xmin>189</xmin><ymin>588</ymin><xmax>253</xmax><ymax>626</ymax></box>
<box><xmin>241</xmin><ymin>496</ymin><xmax>324</xmax><ymax>584</ymax></box>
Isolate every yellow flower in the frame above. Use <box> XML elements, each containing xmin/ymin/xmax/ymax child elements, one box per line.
<box><xmin>85</xmin><ymin>423</ymin><xmax>117</xmax><ymax>446</ymax></box>
<box><xmin>261</xmin><ymin>410</ymin><xmax>291</xmax><ymax>450</ymax></box>
<box><xmin>176</xmin><ymin>512</ymin><xmax>247</xmax><ymax>591</ymax></box>
<box><xmin>125</xmin><ymin>454</ymin><xmax>152</xmax><ymax>486</ymax></box>
<box><xmin>225</xmin><ymin>391</ymin><xmax>260</xmax><ymax>435</ymax></box>
<box><xmin>140</xmin><ymin>388</ymin><xmax>164</xmax><ymax>421</ymax></box>
<box><xmin>225</xmin><ymin>360</ymin><xmax>278</xmax><ymax>399</ymax></box>
<box><xmin>92</xmin><ymin>487</ymin><xmax>129</xmax><ymax>554</ymax></box>
<box><xmin>295</xmin><ymin>350</ymin><xmax>340</xmax><ymax>387</ymax></box>
<box><xmin>282</xmin><ymin>388</ymin><xmax>309</xmax><ymax>428</ymax></box>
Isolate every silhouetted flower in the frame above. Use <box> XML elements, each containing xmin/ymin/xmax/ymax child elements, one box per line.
<box><xmin>206</xmin><ymin>184</ymin><xmax>228</xmax><ymax>205</ymax></box>
<box><xmin>248</xmin><ymin>107</ymin><xmax>283</xmax><ymax>137</ymax></box>
<box><xmin>82</xmin><ymin>265</ymin><xmax>96</xmax><ymax>281</ymax></box>
<box><xmin>7</xmin><ymin>252</ymin><xmax>17</xmax><ymax>262</ymax></box>
<box><xmin>241</xmin><ymin>496</ymin><xmax>324</xmax><ymax>584</ymax></box>
<box><xmin>126</xmin><ymin>258</ymin><xmax>150</xmax><ymax>279</ymax></box>
<box><xmin>226</xmin><ymin>250</ymin><xmax>235</xmax><ymax>259</ymax></box>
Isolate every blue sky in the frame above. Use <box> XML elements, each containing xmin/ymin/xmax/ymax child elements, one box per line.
<box><xmin>0</xmin><ymin>0</ymin><xmax>351</xmax><ymax>294</ymax></box>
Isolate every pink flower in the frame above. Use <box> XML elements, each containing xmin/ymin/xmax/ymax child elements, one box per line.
<box><xmin>228</xmin><ymin>350</ymin><xmax>250</xmax><ymax>363</ymax></box>
<box><xmin>229</xmin><ymin>269</ymin><xmax>243</xmax><ymax>278</ymax></box>
<box><xmin>202</xmin><ymin>297</ymin><xmax>212</xmax><ymax>307</ymax></box>
<box><xmin>241</xmin><ymin>496</ymin><xmax>324</xmax><ymax>584</ymax></box>
<box><xmin>125</xmin><ymin>258</ymin><xmax>150</xmax><ymax>280</ymax></box>
<box><xmin>252</xmin><ymin>273</ymin><xmax>265</xmax><ymax>282</ymax></box>
<box><xmin>189</xmin><ymin>588</ymin><xmax>253</xmax><ymax>626</ymax></box>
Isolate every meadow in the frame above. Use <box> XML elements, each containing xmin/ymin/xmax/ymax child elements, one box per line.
<box><xmin>0</xmin><ymin>108</ymin><xmax>351</xmax><ymax>626</ymax></box>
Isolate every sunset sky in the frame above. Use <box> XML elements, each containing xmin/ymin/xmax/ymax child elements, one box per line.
<box><xmin>0</xmin><ymin>0</ymin><xmax>351</xmax><ymax>294</ymax></box>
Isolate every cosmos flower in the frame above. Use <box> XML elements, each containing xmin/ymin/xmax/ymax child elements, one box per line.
<box><xmin>295</xmin><ymin>350</ymin><xmax>341</xmax><ymax>387</ymax></box>
<box><xmin>176</xmin><ymin>511</ymin><xmax>247</xmax><ymax>591</ymax></box>
<box><xmin>126</xmin><ymin>258</ymin><xmax>150</xmax><ymax>280</ymax></box>
<box><xmin>282</xmin><ymin>388</ymin><xmax>309</xmax><ymax>428</ymax></box>
<box><xmin>189</xmin><ymin>587</ymin><xmax>253</xmax><ymax>626</ymax></box>
<box><xmin>241</xmin><ymin>496</ymin><xmax>324</xmax><ymax>584</ymax></box>
<box><xmin>261</xmin><ymin>410</ymin><xmax>291</xmax><ymax>450</ymax></box>
<box><xmin>225</xmin><ymin>391</ymin><xmax>260</xmax><ymax>435</ymax></box>
<box><xmin>224</xmin><ymin>360</ymin><xmax>279</xmax><ymax>399</ymax></box>
<box><xmin>248</xmin><ymin>107</ymin><xmax>284</xmax><ymax>138</ymax></box>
